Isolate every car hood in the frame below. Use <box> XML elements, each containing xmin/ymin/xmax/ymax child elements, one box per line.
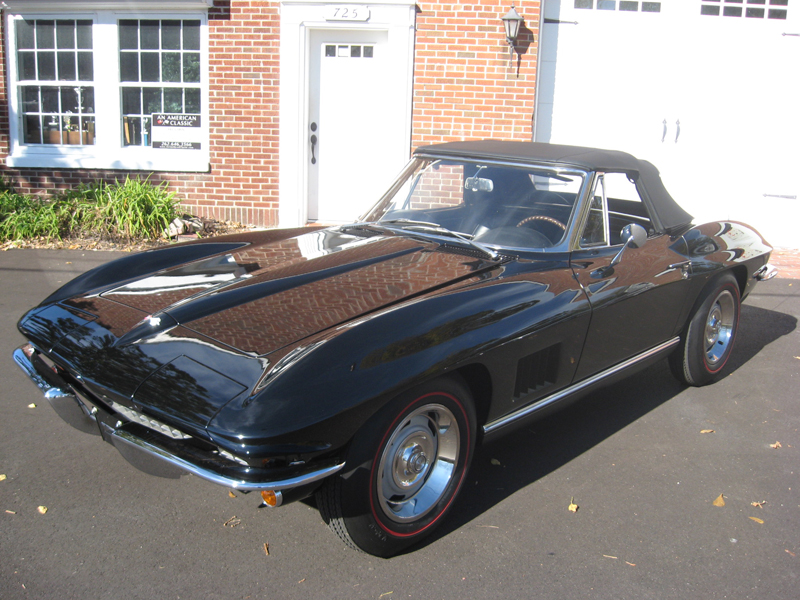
<box><xmin>91</xmin><ymin>229</ymin><xmax>497</xmax><ymax>355</ymax></box>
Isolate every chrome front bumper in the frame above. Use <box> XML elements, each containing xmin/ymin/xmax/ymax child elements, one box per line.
<box><xmin>13</xmin><ymin>343</ymin><xmax>344</xmax><ymax>493</ymax></box>
<box><xmin>754</xmin><ymin>263</ymin><xmax>778</xmax><ymax>281</ymax></box>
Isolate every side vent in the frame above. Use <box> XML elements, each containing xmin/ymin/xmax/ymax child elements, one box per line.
<box><xmin>514</xmin><ymin>344</ymin><xmax>560</xmax><ymax>399</ymax></box>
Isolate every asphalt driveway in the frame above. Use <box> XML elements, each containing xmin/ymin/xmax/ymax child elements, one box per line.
<box><xmin>1</xmin><ymin>249</ymin><xmax>798</xmax><ymax>600</ymax></box>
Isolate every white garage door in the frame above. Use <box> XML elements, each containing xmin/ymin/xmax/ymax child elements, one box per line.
<box><xmin>536</xmin><ymin>0</ymin><xmax>799</xmax><ymax>247</ymax></box>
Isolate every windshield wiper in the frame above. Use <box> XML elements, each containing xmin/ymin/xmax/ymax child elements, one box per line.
<box><xmin>391</xmin><ymin>223</ymin><xmax>499</xmax><ymax>260</ymax></box>
<box><xmin>379</xmin><ymin>218</ymin><xmax>443</xmax><ymax>228</ymax></box>
<box><xmin>344</xmin><ymin>220</ymin><xmax>499</xmax><ymax>260</ymax></box>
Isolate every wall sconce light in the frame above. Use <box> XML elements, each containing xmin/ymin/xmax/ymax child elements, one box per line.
<box><xmin>501</xmin><ymin>4</ymin><xmax>524</xmax><ymax>64</ymax></box>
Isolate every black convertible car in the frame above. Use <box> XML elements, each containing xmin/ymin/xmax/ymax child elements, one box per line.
<box><xmin>15</xmin><ymin>141</ymin><xmax>776</xmax><ymax>556</ymax></box>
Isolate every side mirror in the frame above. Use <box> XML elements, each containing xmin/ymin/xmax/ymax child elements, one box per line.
<box><xmin>620</xmin><ymin>223</ymin><xmax>647</xmax><ymax>249</ymax></box>
<box><xmin>610</xmin><ymin>223</ymin><xmax>648</xmax><ymax>267</ymax></box>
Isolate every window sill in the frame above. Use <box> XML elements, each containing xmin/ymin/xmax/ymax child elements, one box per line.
<box><xmin>6</xmin><ymin>147</ymin><xmax>210</xmax><ymax>173</ymax></box>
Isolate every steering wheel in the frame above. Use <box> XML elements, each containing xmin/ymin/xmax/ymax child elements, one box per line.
<box><xmin>516</xmin><ymin>215</ymin><xmax>567</xmax><ymax>231</ymax></box>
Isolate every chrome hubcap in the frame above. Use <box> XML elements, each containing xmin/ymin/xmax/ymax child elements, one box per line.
<box><xmin>704</xmin><ymin>289</ymin><xmax>735</xmax><ymax>366</ymax></box>
<box><xmin>377</xmin><ymin>404</ymin><xmax>460</xmax><ymax>523</ymax></box>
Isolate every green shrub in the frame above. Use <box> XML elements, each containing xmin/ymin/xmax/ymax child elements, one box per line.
<box><xmin>0</xmin><ymin>176</ymin><xmax>180</xmax><ymax>243</ymax></box>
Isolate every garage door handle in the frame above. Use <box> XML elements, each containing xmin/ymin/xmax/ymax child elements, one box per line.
<box><xmin>675</xmin><ymin>119</ymin><xmax>681</xmax><ymax>143</ymax></box>
<box><xmin>662</xmin><ymin>119</ymin><xmax>667</xmax><ymax>143</ymax></box>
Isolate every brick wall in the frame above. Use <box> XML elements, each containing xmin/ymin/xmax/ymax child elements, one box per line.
<box><xmin>412</xmin><ymin>1</ymin><xmax>539</xmax><ymax>148</ymax></box>
<box><xmin>0</xmin><ymin>1</ymin><xmax>281</xmax><ymax>228</ymax></box>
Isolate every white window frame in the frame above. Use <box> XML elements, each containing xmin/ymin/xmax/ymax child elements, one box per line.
<box><xmin>4</xmin><ymin>1</ymin><xmax>210</xmax><ymax>172</ymax></box>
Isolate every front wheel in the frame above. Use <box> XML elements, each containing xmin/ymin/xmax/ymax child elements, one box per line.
<box><xmin>670</xmin><ymin>274</ymin><xmax>741</xmax><ymax>386</ymax></box>
<box><xmin>317</xmin><ymin>376</ymin><xmax>476</xmax><ymax>557</ymax></box>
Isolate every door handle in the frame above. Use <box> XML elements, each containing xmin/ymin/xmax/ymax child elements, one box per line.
<box><xmin>310</xmin><ymin>122</ymin><xmax>318</xmax><ymax>165</ymax></box>
<box><xmin>310</xmin><ymin>135</ymin><xmax>317</xmax><ymax>164</ymax></box>
<box><xmin>675</xmin><ymin>119</ymin><xmax>681</xmax><ymax>143</ymax></box>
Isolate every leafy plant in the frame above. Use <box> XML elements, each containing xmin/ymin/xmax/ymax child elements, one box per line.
<box><xmin>0</xmin><ymin>176</ymin><xmax>180</xmax><ymax>243</ymax></box>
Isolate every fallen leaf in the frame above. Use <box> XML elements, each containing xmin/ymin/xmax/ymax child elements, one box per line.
<box><xmin>603</xmin><ymin>555</ymin><xmax>618</xmax><ymax>559</ymax></box>
<box><xmin>700</xmin><ymin>429</ymin><xmax>715</xmax><ymax>434</ymax></box>
<box><xmin>568</xmin><ymin>497</ymin><xmax>579</xmax><ymax>513</ymax></box>
<box><xmin>749</xmin><ymin>516</ymin><xmax>764</xmax><ymax>524</ymax></box>
<box><xmin>298</xmin><ymin>578</ymin><xmax>306</xmax><ymax>583</ymax></box>
<box><xmin>490</xmin><ymin>458</ymin><xmax>501</xmax><ymax>466</ymax></box>
<box><xmin>37</xmin><ymin>506</ymin><xmax>48</xmax><ymax>514</ymax></box>
<box><xmin>786</xmin><ymin>550</ymin><xmax>796</xmax><ymax>557</ymax></box>
<box><xmin>712</xmin><ymin>494</ymin><xmax>726</xmax><ymax>507</ymax></box>
<box><xmin>262</xmin><ymin>542</ymin><xmax>269</xmax><ymax>556</ymax></box>
<box><xmin>379</xmin><ymin>593</ymin><xmax>393</xmax><ymax>598</ymax></box>
<box><xmin>5</xmin><ymin>510</ymin><xmax>16</xmax><ymax>514</ymax></box>
<box><xmin>0</xmin><ymin>474</ymin><xmax>6</xmax><ymax>482</ymax></box>
<box><xmin>625</xmin><ymin>561</ymin><xmax>636</xmax><ymax>567</ymax></box>
<box><xmin>770</xmin><ymin>441</ymin><xmax>782</xmax><ymax>449</ymax></box>
<box><xmin>28</xmin><ymin>404</ymin><xmax>37</xmax><ymax>409</ymax></box>
<box><xmin>751</xmin><ymin>500</ymin><xmax>767</xmax><ymax>509</ymax></box>
<box><xmin>228</xmin><ymin>491</ymin><xmax>236</xmax><ymax>498</ymax></box>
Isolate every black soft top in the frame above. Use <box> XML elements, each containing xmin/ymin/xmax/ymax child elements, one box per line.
<box><xmin>415</xmin><ymin>141</ymin><xmax>693</xmax><ymax>234</ymax></box>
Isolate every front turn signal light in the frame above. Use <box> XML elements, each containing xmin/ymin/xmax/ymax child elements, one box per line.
<box><xmin>261</xmin><ymin>490</ymin><xmax>279</xmax><ymax>507</ymax></box>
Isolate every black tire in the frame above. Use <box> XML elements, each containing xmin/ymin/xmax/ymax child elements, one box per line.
<box><xmin>669</xmin><ymin>274</ymin><xmax>741</xmax><ymax>386</ymax></box>
<box><xmin>316</xmin><ymin>376</ymin><xmax>476</xmax><ymax>557</ymax></box>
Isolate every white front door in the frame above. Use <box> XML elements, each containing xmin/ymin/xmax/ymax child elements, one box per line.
<box><xmin>307</xmin><ymin>28</ymin><xmax>398</xmax><ymax>223</ymax></box>
<box><xmin>537</xmin><ymin>0</ymin><xmax>800</xmax><ymax>247</ymax></box>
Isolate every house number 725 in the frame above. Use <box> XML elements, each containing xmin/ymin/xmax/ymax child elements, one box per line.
<box><xmin>325</xmin><ymin>5</ymin><xmax>371</xmax><ymax>21</ymax></box>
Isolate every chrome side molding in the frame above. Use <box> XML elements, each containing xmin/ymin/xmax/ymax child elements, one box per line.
<box><xmin>483</xmin><ymin>337</ymin><xmax>680</xmax><ymax>436</ymax></box>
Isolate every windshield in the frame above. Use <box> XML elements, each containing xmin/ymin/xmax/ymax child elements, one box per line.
<box><xmin>361</xmin><ymin>158</ymin><xmax>586</xmax><ymax>250</ymax></box>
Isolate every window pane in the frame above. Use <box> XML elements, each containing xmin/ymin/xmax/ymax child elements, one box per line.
<box><xmin>78</xmin><ymin>52</ymin><xmax>93</xmax><ymax>81</ymax></box>
<box><xmin>60</xmin><ymin>87</ymin><xmax>79</xmax><ymax>113</ymax></box>
<box><xmin>120</xmin><ymin>53</ymin><xmax>139</xmax><ymax>81</ymax></box>
<box><xmin>24</xmin><ymin>115</ymin><xmax>42</xmax><ymax>144</ymax></box>
<box><xmin>19</xmin><ymin>52</ymin><xmax>36</xmax><ymax>80</ymax></box>
<box><xmin>185</xmin><ymin>88</ymin><xmax>201</xmax><ymax>113</ymax></box>
<box><xmin>80</xmin><ymin>87</ymin><xmax>95</xmax><ymax>113</ymax></box>
<box><xmin>162</xmin><ymin>53</ymin><xmax>181</xmax><ymax>82</ymax></box>
<box><xmin>77</xmin><ymin>21</ymin><xmax>92</xmax><ymax>49</ymax></box>
<box><xmin>38</xmin><ymin>52</ymin><xmax>56</xmax><ymax>80</ymax></box>
<box><xmin>41</xmin><ymin>87</ymin><xmax>59</xmax><ymax>112</ymax></box>
<box><xmin>122</xmin><ymin>87</ymin><xmax>141</xmax><ymax>114</ymax></box>
<box><xmin>16</xmin><ymin>20</ymin><xmax>35</xmax><ymax>49</ymax></box>
<box><xmin>164</xmin><ymin>88</ymin><xmax>182</xmax><ymax>112</ymax></box>
<box><xmin>36</xmin><ymin>21</ymin><xmax>55</xmax><ymax>49</ymax></box>
<box><xmin>183</xmin><ymin>53</ymin><xmax>200</xmax><ymax>82</ymax></box>
<box><xmin>57</xmin><ymin>52</ymin><xmax>76</xmax><ymax>80</ymax></box>
<box><xmin>119</xmin><ymin>20</ymin><xmax>138</xmax><ymax>49</ymax></box>
<box><xmin>183</xmin><ymin>21</ymin><xmax>201</xmax><ymax>50</ymax></box>
<box><xmin>162</xmin><ymin>20</ymin><xmax>181</xmax><ymax>50</ymax></box>
<box><xmin>124</xmin><ymin>116</ymin><xmax>142</xmax><ymax>146</ymax></box>
<box><xmin>143</xmin><ymin>88</ymin><xmax>162</xmax><ymax>114</ymax></box>
<box><xmin>76</xmin><ymin>117</ymin><xmax>96</xmax><ymax>145</ymax></box>
<box><xmin>140</xmin><ymin>20</ymin><xmax>159</xmax><ymax>49</ymax></box>
<box><xmin>141</xmin><ymin>53</ymin><xmax>160</xmax><ymax>81</ymax></box>
<box><xmin>56</xmin><ymin>20</ymin><xmax>75</xmax><ymax>49</ymax></box>
<box><xmin>23</xmin><ymin>87</ymin><xmax>40</xmax><ymax>112</ymax></box>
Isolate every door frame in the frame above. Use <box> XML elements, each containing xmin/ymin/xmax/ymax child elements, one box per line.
<box><xmin>278</xmin><ymin>0</ymin><xmax>416</xmax><ymax>228</ymax></box>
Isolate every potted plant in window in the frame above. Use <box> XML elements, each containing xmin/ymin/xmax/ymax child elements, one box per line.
<box><xmin>65</xmin><ymin>113</ymin><xmax>81</xmax><ymax>145</ymax></box>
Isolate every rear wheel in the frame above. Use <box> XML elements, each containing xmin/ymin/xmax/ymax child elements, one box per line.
<box><xmin>317</xmin><ymin>376</ymin><xmax>476</xmax><ymax>557</ymax></box>
<box><xmin>670</xmin><ymin>274</ymin><xmax>740</xmax><ymax>386</ymax></box>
